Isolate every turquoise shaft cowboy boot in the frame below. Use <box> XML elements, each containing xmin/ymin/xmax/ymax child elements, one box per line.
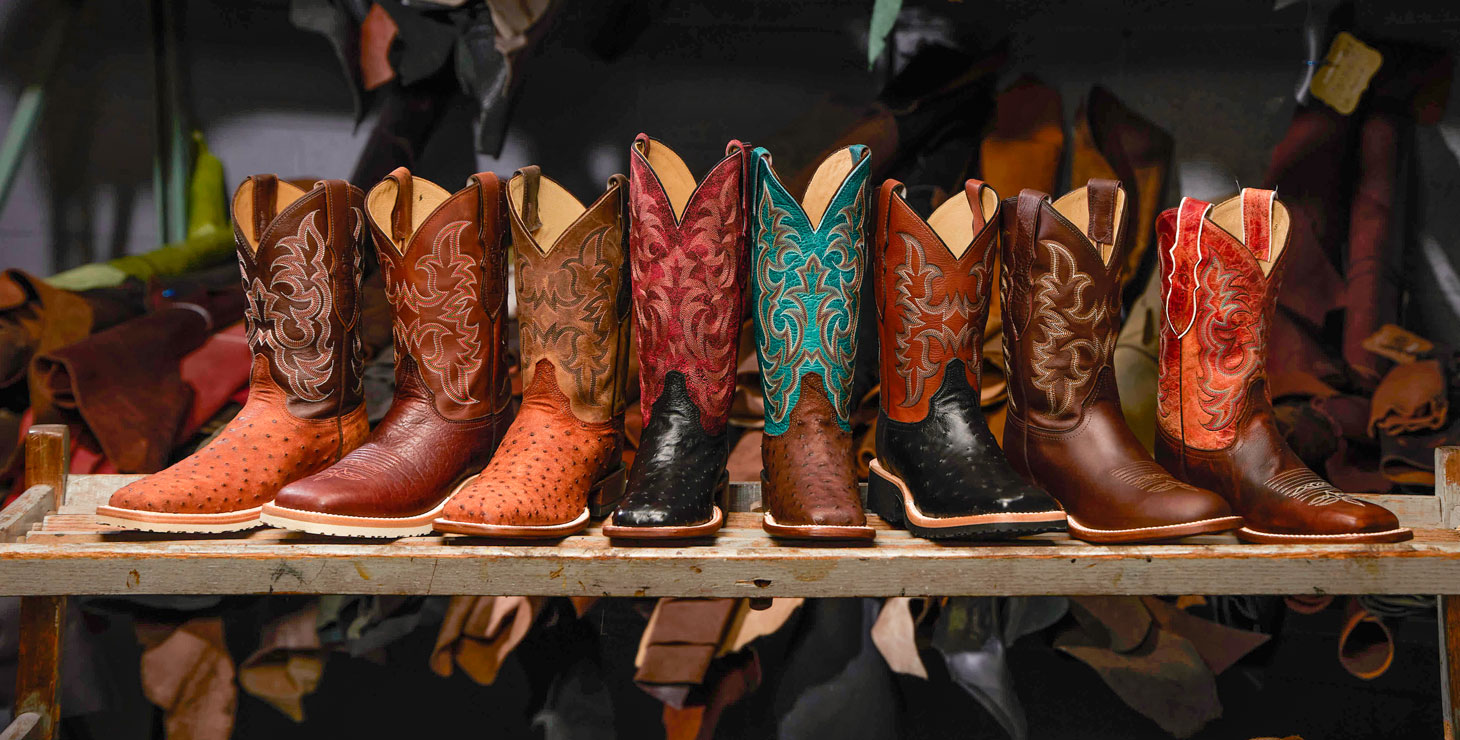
<box><xmin>751</xmin><ymin>143</ymin><xmax>875</xmax><ymax>540</ymax></box>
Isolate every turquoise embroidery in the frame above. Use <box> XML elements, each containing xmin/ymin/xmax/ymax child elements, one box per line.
<box><xmin>751</xmin><ymin>145</ymin><xmax>869</xmax><ymax>436</ymax></box>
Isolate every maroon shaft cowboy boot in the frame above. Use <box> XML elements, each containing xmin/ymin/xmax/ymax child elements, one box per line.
<box><xmin>262</xmin><ymin>168</ymin><xmax>514</xmax><ymax>537</ymax></box>
<box><xmin>1154</xmin><ymin>189</ymin><xmax>1411</xmax><ymax>544</ymax></box>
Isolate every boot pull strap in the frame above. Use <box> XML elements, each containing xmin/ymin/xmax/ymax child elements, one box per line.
<box><xmin>468</xmin><ymin>171</ymin><xmax>499</xmax><ymax>245</ymax></box>
<box><xmin>963</xmin><ymin>178</ymin><xmax>988</xmax><ymax>226</ymax></box>
<box><xmin>386</xmin><ymin>166</ymin><xmax>412</xmax><ymax>245</ymax></box>
<box><xmin>251</xmin><ymin>174</ymin><xmax>278</xmax><ymax>240</ymax></box>
<box><xmin>1240</xmin><ymin>187</ymin><xmax>1277</xmax><ymax>261</ymax></box>
<box><xmin>1086</xmin><ymin>177</ymin><xmax>1121</xmax><ymax>247</ymax></box>
<box><xmin>515</xmin><ymin>165</ymin><xmax>542</xmax><ymax>232</ymax></box>
<box><xmin>1011</xmin><ymin>189</ymin><xmax>1048</xmax><ymax>337</ymax></box>
<box><xmin>1165</xmin><ymin>196</ymin><xmax>1211</xmax><ymax>338</ymax></box>
<box><xmin>318</xmin><ymin>178</ymin><xmax>355</xmax><ymax>326</ymax></box>
<box><xmin>875</xmin><ymin>178</ymin><xmax>905</xmax><ymax>321</ymax></box>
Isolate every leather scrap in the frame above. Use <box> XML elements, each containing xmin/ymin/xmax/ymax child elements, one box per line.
<box><xmin>1369</xmin><ymin>358</ymin><xmax>1447</xmax><ymax>436</ymax></box>
<box><xmin>430</xmin><ymin>595</ymin><xmax>543</xmax><ymax>685</ymax></box>
<box><xmin>238</xmin><ymin>603</ymin><xmax>327</xmax><ymax>722</ymax></box>
<box><xmin>136</xmin><ymin>617</ymin><xmax>236</xmax><ymax>740</ymax></box>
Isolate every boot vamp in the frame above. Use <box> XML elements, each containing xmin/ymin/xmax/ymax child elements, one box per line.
<box><xmin>616</xmin><ymin>379</ymin><xmax>727</xmax><ymax>527</ymax></box>
<box><xmin>761</xmin><ymin>388</ymin><xmax>865</xmax><ymax>528</ymax></box>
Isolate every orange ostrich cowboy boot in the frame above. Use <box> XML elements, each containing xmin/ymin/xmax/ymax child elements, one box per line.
<box><xmin>262</xmin><ymin>168</ymin><xmax>514</xmax><ymax>537</ymax></box>
<box><xmin>434</xmin><ymin>166</ymin><xmax>631</xmax><ymax>538</ymax></box>
<box><xmin>999</xmin><ymin>179</ymin><xmax>1240</xmax><ymax>544</ymax></box>
<box><xmin>869</xmin><ymin>178</ymin><xmax>1065</xmax><ymax>539</ymax></box>
<box><xmin>98</xmin><ymin>176</ymin><xmax>370</xmax><ymax>533</ymax></box>
<box><xmin>1154</xmin><ymin>190</ymin><xmax>1411</xmax><ymax>544</ymax></box>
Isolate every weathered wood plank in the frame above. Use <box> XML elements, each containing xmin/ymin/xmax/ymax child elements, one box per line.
<box><xmin>0</xmin><ymin>713</ymin><xmax>40</xmax><ymax>740</ymax></box>
<box><xmin>1440</xmin><ymin>447</ymin><xmax>1460</xmax><ymax>529</ymax></box>
<box><xmin>13</xmin><ymin>597</ymin><xmax>64</xmax><ymax>740</ymax></box>
<box><xmin>0</xmin><ymin>487</ymin><xmax>53</xmax><ymax>544</ymax></box>
<box><xmin>1442</xmin><ymin>595</ymin><xmax>1460</xmax><ymax>740</ymax></box>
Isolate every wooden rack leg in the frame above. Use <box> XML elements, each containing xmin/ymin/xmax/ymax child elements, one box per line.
<box><xmin>14</xmin><ymin>596</ymin><xmax>65</xmax><ymax>740</ymax></box>
<box><xmin>1442</xmin><ymin>597</ymin><xmax>1460</xmax><ymax>740</ymax></box>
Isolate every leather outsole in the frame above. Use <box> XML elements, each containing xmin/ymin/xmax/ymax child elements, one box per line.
<box><xmin>1236</xmin><ymin>526</ymin><xmax>1414</xmax><ymax>545</ymax></box>
<box><xmin>434</xmin><ymin>507</ymin><xmax>590</xmax><ymax>538</ymax></box>
<box><xmin>95</xmin><ymin>505</ymin><xmax>264</xmax><ymax>534</ymax></box>
<box><xmin>1065</xmin><ymin>514</ymin><xmax>1243</xmax><ymax>544</ymax></box>
<box><xmin>602</xmin><ymin>506</ymin><xmax>724</xmax><ymax>540</ymax></box>
<box><xmin>259</xmin><ymin>500</ymin><xmax>448</xmax><ymax>538</ymax></box>
<box><xmin>762</xmin><ymin>512</ymin><xmax>876</xmax><ymax>541</ymax></box>
<box><xmin>868</xmin><ymin>459</ymin><xmax>1066</xmax><ymax>540</ymax></box>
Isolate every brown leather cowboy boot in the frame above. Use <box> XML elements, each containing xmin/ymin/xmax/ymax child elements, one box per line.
<box><xmin>603</xmin><ymin>135</ymin><xmax>749</xmax><ymax>539</ymax></box>
<box><xmin>869</xmin><ymin>177</ymin><xmax>1066</xmax><ymax>539</ymax></box>
<box><xmin>434</xmin><ymin>167</ymin><xmax>631</xmax><ymax>538</ymax></box>
<box><xmin>98</xmin><ymin>176</ymin><xmax>369</xmax><ymax>532</ymax></box>
<box><xmin>261</xmin><ymin>168</ymin><xmax>514</xmax><ymax>537</ymax></box>
<box><xmin>1154</xmin><ymin>190</ymin><xmax>1411</xmax><ymax>544</ymax></box>
<box><xmin>1000</xmin><ymin>179</ymin><xmax>1240</xmax><ymax>544</ymax></box>
<box><xmin>751</xmin><ymin>144</ymin><xmax>875</xmax><ymax>540</ymax></box>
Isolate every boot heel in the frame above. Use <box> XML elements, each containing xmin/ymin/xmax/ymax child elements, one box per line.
<box><xmin>867</xmin><ymin>461</ymin><xmax>905</xmax><ymax>528</ymax></box>
<box><xmin>589</xmin><ymin>466</ymin><xmax>627</xmax><ymax>519</ymax></box>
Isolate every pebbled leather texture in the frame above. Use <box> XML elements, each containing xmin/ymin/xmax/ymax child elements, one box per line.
<box><xmin>761</xmin><ymin>373</ymin><xmax>866</xmax><ymax>527</ymax></box>
<box><xmin>1154</xmin><ymin>191</ymin><xmax>1406</xmax><ymax>539</ymax></box>
<box><xmin>110</xmin><ymin>356</ymin><xmax>368</xmax><ymax>514</ymax></box>
<box><xmin>1000</xmin><ymin>182</ymin><xmax>1235</xmax><ymax>537</ymax></box>
<box><xmin>614</xmin><ymin>371</ymin><xmax>727</xmax><ymax>527</ymax></box>
<box><xmin>274</xmin><ymin>170</ymin><xmax>515</xmax><ymax>520</ymax></box>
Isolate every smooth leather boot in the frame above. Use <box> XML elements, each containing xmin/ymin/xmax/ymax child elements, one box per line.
<box><xmin>434</xmin><ymin>166</ymin><xmax>631</xmax><ymax>538</ymax></box>
<box><xmin>869</xmin><ymin>178</ymin><xmax>1065</xmax><ymax>539</ymax></box>
<box><xmin>1000</xmin><ymin>179</ymin><xmax>1241</xmax><ymax>544</ymax></box>
<box><xmin>262</xmin><ymin>168</ymin><xmax>515</xmax><ymax>537</ymax></box>
<box><xmin>603</xmin><ymin>135</ymin><xmax>750</xmax><ymax>539</ymax></box>
<box><xmin>99</xmin><ymin>176</ymin><xmax>369</xmax><ymax>532</ymax></box>
<box><xmin>751</xmin><ymin>144</ymin><xmax>875</xmax><ymax>541</ymax></box>
<box><xmin>1154</xmin><ymin>190</ymin><xmax>1411</xmax><ymax>544</ymax></box>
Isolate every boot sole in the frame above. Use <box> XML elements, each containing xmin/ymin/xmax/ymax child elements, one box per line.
<box><xmin>1237</xmin><ymin>526</ymin><xmax>1414</xmax><ymax>544</ymax></box>
<box><xmin>259</xmin><ymin>499</ymin><xmax>448</xmax><ymax>538</ymax></box>
<box><xmin>867</xmin><ymin>459</ymin><xmax>1066</xmax><ymax>540</ymax></box>
<box><xmin>1066</xmin><ymin>514</ymin><xmax>1243</xmax><ymax>544</ymax></box>
<box><xmin>762</xmin><ymin>512</ymin><xmax>876</xmax><ymax>541</ymax></box>
<box><xmin>601</xmin><ymin>472</ymin><xmax>730</xmax><ymax>540</ymax></box>
<box><xmin>433</xmin><ymin>466</ymin><xmax>625</xmax><ymax>539</ymax></box>
<box><xmin>95</xmin><ymin>505</ymin><xmax>264</xmax><ymax>534</ymax></box>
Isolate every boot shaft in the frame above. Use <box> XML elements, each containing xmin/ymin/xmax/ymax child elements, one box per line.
<box><xmin>1156</xmin><ymin>189</ymin><xmax>1291</xmax><ymax>450</ymax></box>
<box><xmin>232</xmin><ymin>175</ymin><xmax>365</xmax><ymax>420</ymax></box>
<box><xmin>750</xmin><ymin>144</ymin><xmax>871</xmax><ymax>436</ymax></box>
<box><xmin>627</xmin><ymin>134</ymin><xmax>750</xmax><ymax>435</ymax></box>
<box><xmin>874</xmin><ymin>178</ymin><xmax>1000</xmax><ymax>423</ymax></box>
<box><xmin>506</xmin><ymin>166</ymin><xmax>631</xmax><ymax>424</ymax></box>
<box><xmin>998</xmin><ymin>179</ymin><xmax>1127</xmax><ymax>428</ymax></box>
<box><xmin>365</xmin><ymin>167</ymin><xmax>512</xmax><ymax>422</ymax></box>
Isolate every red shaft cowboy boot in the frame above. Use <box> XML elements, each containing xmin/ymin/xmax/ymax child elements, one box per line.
<box><xmin>262</xmin><ymin>168</ymin><xmax>514</xmax><ymax>536</ymax></box>
<box><xmin>98</xmin><ymin>176</ymin><xmax>369</xmax><ymax>532</ymax></box>
<box><xmin>1154</xmin><ymin>189</ymin><xmax>1411</xmax><ymax>544</ymax></box>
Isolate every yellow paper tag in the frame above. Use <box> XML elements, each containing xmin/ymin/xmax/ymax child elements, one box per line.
<box><xmin>1310</xmin><ymin>32</ymin><xmax>1383</xmax><ymax>115</ymax></box>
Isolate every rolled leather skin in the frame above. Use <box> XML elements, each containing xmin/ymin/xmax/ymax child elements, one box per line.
<box><xmin>999</xmin><ymin>179</ymin><xmax>1240</xmax><ymax>544</ymax></box>
<box><xmin>1153</xmin><ymin>190</ymin><xmax>1410</xmax><ymax>544</ymax></box>
<box><xmin>434</xmin><ymin>166</ymin><xmax>632</xmax><ymax>538</ymax></box>
<box><xmin>605</xmin><ymin>135</ymin><xmax>750</xmax><ymax>539</ymax></box>
<box><xmin>99</xmin><ymin>176</ymin><xmax>370</xmax><ymax>533</ymax></box>
<box><xmin>263</xmin><ymin>168</ymin><xmax>515</xmax><ymax>537</ymax></box>
<box><xmin>867</xmin><ymin>177</ymin><xmax>1065</xmax><ymax>539</ymax></box>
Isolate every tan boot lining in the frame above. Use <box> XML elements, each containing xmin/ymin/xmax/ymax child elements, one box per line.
<box><xmin>365</xmin><ymin>176</ymin><xmax>452</xmax><ymax>254</ymax></box>
<box><xmin>1207</xmin><ymin>194</ymin><xmax>1292</xmax><ymax>275</ymax></box>
<box><xmin>1051</xmin><ymin>187</ymin><xmax>1126</xmax><ymax>266</ymax></box>
<box><xmin>509</xmin><ymin>172</ymin><xmax>586</xmax><ymax>251</ymax></box>
<box><xmin>636</xmin><ymin>138</ymin><xmax>696</xmax><ymax>221</ymax></box>
<box><xmin>802</xmin><ymin>148</ymin><xmax>857</xmax><ymax>231</ymax></box>
<box><xmin>233</xmin><ymin>179</ymin><xmax>309</xmax><ymax>252</ymax></box>
<box><xmin>926</xmin><ymin>187</ymin><xmax>998</xmax><ymax>259</ymax></box>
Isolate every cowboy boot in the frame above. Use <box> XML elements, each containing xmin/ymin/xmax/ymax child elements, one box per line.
<box><xmin>1000</xmin><ymin>179</ymin><xmax>1240</xmax><ymax>544</ymax></box>
<box><xmin>261</xmin><ymin>168</ymin><xmax>514</xmax><ymax>537</ymax></box>
<box><xmin>434</xmin><ymin>167</ymin><xmax>631</xmax><ymax>538</ymax></box>
<box><xmin>751</xmin><ymin>145</ymin><xmax>875</xmax><ymax>541</ymax></box>
<box><xmin>603</xmin><ymin>135</ymin><xmax>749</xmax><ymax>539</ymax></box>
<box><xmin>868</xmin><ymin>178</ymin><xmax>1066</xmax><ymax>539</ymax></box>
<box><xmin>1154</xmin><ymin>190</ymin><xmax>1411</xmax><ymax>544</ymax></box>
<box><xmin>98</xmin><ymin>176</ymin><xmax>369</xmax><ymax>532</ymax></box>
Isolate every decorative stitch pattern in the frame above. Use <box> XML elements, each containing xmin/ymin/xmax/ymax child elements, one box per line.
<box><xmin>890</xmin><ymin>232</ymin><xmax>985</xmax><ymax>407</ymax></box>
<box><xmin>385</xmin><ymin>220</ymin><xmax>484</xmax><ymax>405</ymax></box>
<box><xmin>1028</xmin><ymin>241</ymin><xmax>1112</xmax><ymax>416</ymax></box>
<box><xmin>517</xmin><ymin>224</ymin><xmax>621</xmax><ymax>405</ymax></box>
<box><xmin>1194</xmin><ymin>257</ymin><xmax>1262</xmax><ymax>432</ymax></box>
<box><xmin>242</xmin><ymin>210</ymin><xmax>336</xmax><ymax>401</ymax></box>
<box><xmin>1265</xmin><ymin>468</ymin><xmax>1362</xmax><ymax>507</ymax></box>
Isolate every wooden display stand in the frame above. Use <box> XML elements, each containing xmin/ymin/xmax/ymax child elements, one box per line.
<box><xmin>4</xmin><ymin>424</ymin><xmax>1460</xmax><ymax>738</ymax></box>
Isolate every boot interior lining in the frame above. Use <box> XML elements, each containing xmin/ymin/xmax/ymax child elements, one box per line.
<box><xmin>1051</xmin><ymin>186</ymin><xmax>1126</xmax><ymax>266</ymax></box>
<box><xmin>802</xmin><ymin>147</ymin><xmax>858</xmax><ymax>231</ymax></box>
<box><xmin>1208</xmin><ymin>194</ymin><xmax>1292</xmax><ymax>275</ymax></box>
<box><xmin>365</xmin><ymin>176</ymin><xmax>453</xmax><ymax>253</ymax></box>
<box><xmin>926</xmin><ymin>186</ymin><xmax>999</xmax><ymax>259</ymax></box>
<box><xmin>509</xmin><ymin>172</ymin><xmax>587</xmax><ymax>251</ymax></box>
<box><xmin>636</xmin><ymin>138</ymin><xmax>696</xmax><ymax>221</ymax></box>
<box><xmin>233</xmin><ymin>179</ymin><xmax>310</xmax><ymax>252</ymax></box>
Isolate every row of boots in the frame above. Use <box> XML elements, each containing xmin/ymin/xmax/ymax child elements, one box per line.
<box><xmin>97</xmin><ymin>135</ymin><xmax>1411</xmax><ymax>546</ymax></box>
